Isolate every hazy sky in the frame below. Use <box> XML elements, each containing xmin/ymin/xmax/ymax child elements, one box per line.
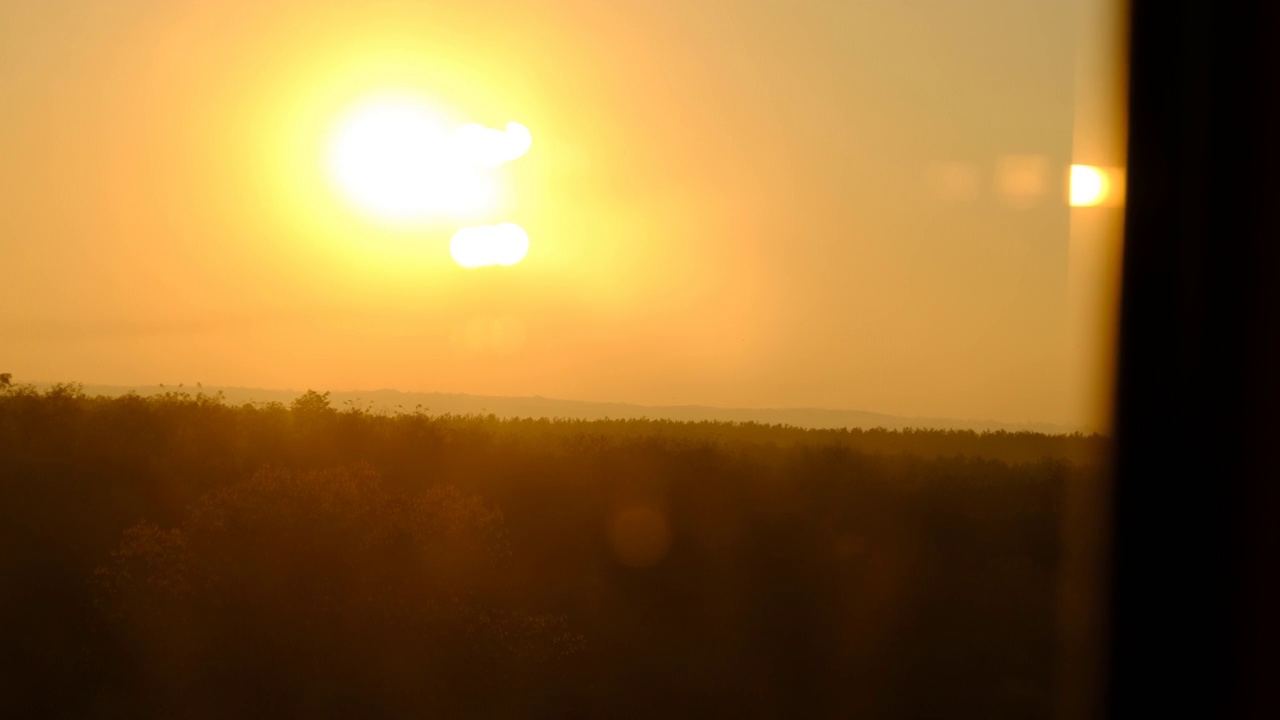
<box><xmin>1</xmin><ymin>0</ymin><xmax>1118</xmax><ymax>427</ymax></box>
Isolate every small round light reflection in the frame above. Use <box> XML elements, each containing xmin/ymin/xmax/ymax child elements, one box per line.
<box><xmin>608</xmin><ymin>506</ymin><xmax>672</xmax><ymax>568</ymax></box>
<box><xmin>1069</xmin><ymin>164</ymin><xmax>1112</xmax><ymax>207</ymax></box>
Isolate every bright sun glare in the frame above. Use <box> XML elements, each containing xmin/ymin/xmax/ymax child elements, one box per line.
<box><xmin>326</xmin><ymin>95</ymin><xmax>532</xmax><ymax>234</ymax></box>
<box><xmin>450</xmin><ymin>223</ymin><xmax>530</xmax><ymax>268</ymax></box>
<box><xmin>1069</xmin><ymin>164</ymin><xmax>1111</xmax><ymax>207</ymax></box>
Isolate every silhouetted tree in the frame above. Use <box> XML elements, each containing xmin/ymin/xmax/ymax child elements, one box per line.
<box><xmin>291</xmin><ymin>389</ymin><xmax>334</xmax><ymax>415</ymax></box>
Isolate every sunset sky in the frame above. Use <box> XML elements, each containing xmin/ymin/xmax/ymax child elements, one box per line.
<box><xmin>0</xmin><ymin>0</ymin><xmax>1123</xmax><ymax>428</ymax></box>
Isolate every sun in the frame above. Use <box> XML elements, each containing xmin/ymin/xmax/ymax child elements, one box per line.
<box><xmin>326</xmin><ymin>94</ymin><xmax>520</xmax><ymax>224</ymax></box>
<box><xmin>450</xmin><ymin>223</ymin><xmax>530</xmax><ymax>268</ymax></box>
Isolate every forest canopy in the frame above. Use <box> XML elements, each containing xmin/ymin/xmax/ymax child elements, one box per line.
<box><xmin>0</xmin><ymin>383</ymin><xmax>1105</xmax><ymax>718</ymax></box>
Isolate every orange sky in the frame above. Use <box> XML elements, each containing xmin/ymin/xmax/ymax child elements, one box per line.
<box><xmin>0</xmin><ymin>0</ymin><xmax>1124</xmax><ymax>428</ymax></box>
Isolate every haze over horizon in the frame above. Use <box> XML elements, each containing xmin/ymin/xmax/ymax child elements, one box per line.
<box><xmin>21</xmin><ymin>379</ymin><xmax>1083</xmax><ymax>435</ymax></box>
<box><xmin>1</xmin><ymin>0</ymin><xmax>1123</xmax><ymax>431</ymax></box>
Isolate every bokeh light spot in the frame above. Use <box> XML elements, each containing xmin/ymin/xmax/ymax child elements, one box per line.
<box><xmin>995</xmin><ymin>155</ymin><xmax>1048</xmax><ymax>207</ymax></box>
<box><xmin>608</xmin><ymin>506</ymin><xmax>672</xmax><ymax>568</ymax></box>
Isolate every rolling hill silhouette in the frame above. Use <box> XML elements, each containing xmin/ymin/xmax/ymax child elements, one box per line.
<box><xmin>58</xmin><ymin>383</ymin><xmax>1081</xmax><ymax>434</ymax></box>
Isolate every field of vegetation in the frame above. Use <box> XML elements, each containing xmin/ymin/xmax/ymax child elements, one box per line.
<box><xmin>0</xmin><ymin>383</ymin><xmax>1106</xmax><ymax>718</ymax></box>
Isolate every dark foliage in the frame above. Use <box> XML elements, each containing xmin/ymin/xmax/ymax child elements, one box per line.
<box><xmin>0</xmin><ymin>383</ymin><xmax>1103</xmax><ymax>718</ymax></box>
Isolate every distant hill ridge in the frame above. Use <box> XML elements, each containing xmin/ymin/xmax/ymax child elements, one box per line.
<box><xmin>42</xmin><ymin>383</ymin><xmax>1084</xmax><ymax>435</ymax></box>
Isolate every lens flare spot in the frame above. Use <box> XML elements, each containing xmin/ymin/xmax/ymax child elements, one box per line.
<box><xmin>608</xmin><ymin>506</ymin><xmax>672</xmax><ymax>568</ymax></box>
<box><xmin>452</xmin><ymin>315</ymin><xmax>527</xmax><ymax>355</ymax></box>
<box><xmin>995</xmin><ymin>155</ymin><xmax>1048</xmax><ymax>207</ymax></box>
<box><xmin>1069</xmin><ymin>164</ymin><xmax>1112</xmax><ymax>207</ymax></box>
<box><xmin>449</xmin><ymin>223</ymin><xmax>530</xmax><ymax>268</ymax></box>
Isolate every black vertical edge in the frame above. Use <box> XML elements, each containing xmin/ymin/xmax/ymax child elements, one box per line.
<box><xmin>1110</xmin><ymin>1</ymin><xmax>1280</xmax><ymax>718</ymax></box>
